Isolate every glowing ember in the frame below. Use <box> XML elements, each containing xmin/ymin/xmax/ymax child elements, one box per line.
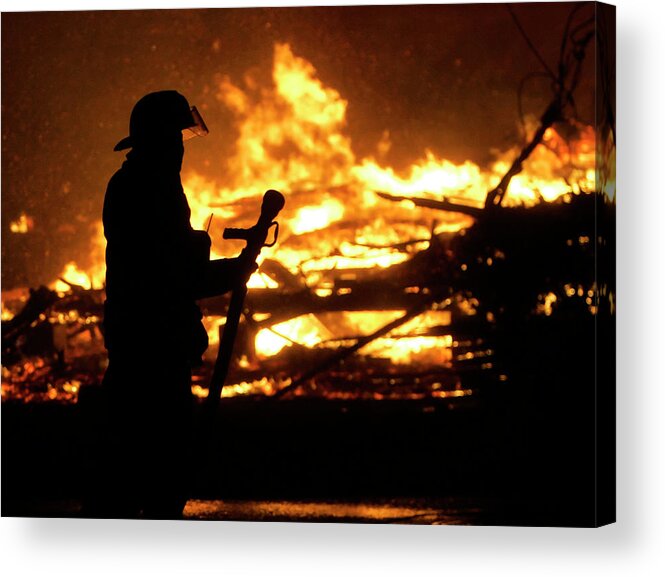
<box><xmin>192</xmin><ymin>377</ymin><xmax>286</xmax><ymax>399</ymax></box>
<box><xmin>361</xmin><ymin>335</ymin><xmax>453</xmax><ymax>365</ymax></box>
<box><xmin>536</xmin><ymin>292</ymin><xmax>558</xmax><ymax>316</ymax></box>
<box><xmin>9</xmin><ymin>213</ymin><xmax>34</xmax><ymax>234</ymax></box>
<box><xmin>1</xmin><ymin>301</ymin><xmax>16</xmax><ymax>321</ymax></box>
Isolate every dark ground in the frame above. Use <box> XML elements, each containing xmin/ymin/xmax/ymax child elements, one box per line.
<box><xmin>2</xmin><ymin>379</ymin><xmax>600</xmax><ymax>526</ymax></box>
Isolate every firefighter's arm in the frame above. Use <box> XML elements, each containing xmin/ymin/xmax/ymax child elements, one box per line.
<box><xmin>193</xmin><ymin>255</ymin><xmax>257</xmax><ymax>300</ymax></box>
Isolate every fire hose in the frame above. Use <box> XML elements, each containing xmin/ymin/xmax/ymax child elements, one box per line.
<box><xmin>204</xmin><ymin>189</ymin><xmax>285</xmax><ymax>413</ymax></box>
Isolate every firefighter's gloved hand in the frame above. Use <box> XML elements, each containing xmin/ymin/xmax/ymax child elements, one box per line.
<box><xmin>237</xmin><ymin>254</ymin><xmax>259</xmax><ymax>282</ymax></box>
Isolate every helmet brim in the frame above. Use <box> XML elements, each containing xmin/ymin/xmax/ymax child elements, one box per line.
<box><xmin>113</xmin><ymin>136</ymin><xmax>133</xmax><ymax>152</ymax></box>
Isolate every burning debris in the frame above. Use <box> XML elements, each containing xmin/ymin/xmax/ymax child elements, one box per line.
<box><xmin>1</xmin><ymin>192</ymin><xmax>610</xmax><ymax>404</ymax></box>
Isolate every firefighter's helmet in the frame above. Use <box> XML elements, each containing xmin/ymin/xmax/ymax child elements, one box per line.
<box><xmin>113</xmin><ymin>90</ymin><xmax>208</xmax><ymax>152</ymax></box>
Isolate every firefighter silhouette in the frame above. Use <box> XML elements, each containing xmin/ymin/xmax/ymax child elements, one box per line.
<box><xmin>85</xmin><ymin>91</ymin><xmax>248</xmax><ymax>518</ymax></box>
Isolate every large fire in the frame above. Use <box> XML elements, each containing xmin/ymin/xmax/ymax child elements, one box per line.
<box><xmin>3</xmin><ymin>43</ymin><xmax>596</xmax><ymax>401</ymax></box>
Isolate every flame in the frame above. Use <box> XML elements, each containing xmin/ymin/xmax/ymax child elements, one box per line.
<box><xmin>361</xmin><ymin>335</ymin><xmax>453</xmax><ymax>365</ymax></box>
<box><xmin>255</xmin><ymin>314</ymin><xmax>333</xmax><ymax>357</ymax></box>
<box><xmin>192</xmin><ymin>377</ymin><xmax>283</xmax><ymax>399</ymax></box>
<box><xmin>1</xmin><ymin>301</ymin><xmax>15</xmax><ymax>321</ymax></box>
<box><xmin>42</xmin><ymin>42</ymin><xmax>594</xmax><ymax>296</ymax></box>
<box><xmin>353</xmin><ymin>154</ymin><xmax>488</xmax><ymax>207</ymax></box>
<box><xmin>185</xmin><ymin>43</ymin><xmax>594</xmax><ymax>291</ymax></box>
<box><xmin>50</xmin><ymin>262</ymin><xmax>95</xmax><ymax>292</ymax></box>
<box><xmin>211</xmin><ymin>43</ymin><xmax>355</xmax><ymax>199</ymax></box>
<box><xmin>288</xmin><ymin>197</ymin><xmax>345</xmax><ymax>235</ymax></box>
<box><xmin>354</xmin><ymin>121</ymin><xmax>595</xmax><ymax>208</ymax></box>
<box><xmin>49</xmin><ymin>221</ymin><xmax>107</xmax><ymax>292</ymax></box>
<box><xmin>253</xmin><ymin>309</ymin><xmax>453</xmax><ymax>366</ymax></box>
<box><xmin>246</xmin><ymin>270</ymin><xmax>279</xmax><ymax>289</ymax></box>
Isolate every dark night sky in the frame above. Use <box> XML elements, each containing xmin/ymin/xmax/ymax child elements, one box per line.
<box><xmin>1</xmin><ymin>3</ymin><xmax>595</xmax><ymax>289</ymax></box>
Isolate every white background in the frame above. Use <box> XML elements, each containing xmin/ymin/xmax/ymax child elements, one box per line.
<box><xmin>1</xmin><ymin>0</ymin><xmax>663</xmax><ymax>575</ymax></box>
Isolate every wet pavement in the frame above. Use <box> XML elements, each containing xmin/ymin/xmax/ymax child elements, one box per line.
<box><xmin>183</xmin><ymin>498</ymin><xmax>480</xmax><ymax>524</ymax></box>
<box><xmin>3</xmin><ymin>498</ymin><xmax>482</xmax><ymax>524</ymax></box>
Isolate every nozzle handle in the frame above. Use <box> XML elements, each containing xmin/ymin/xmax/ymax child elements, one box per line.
<box><xmin>223</xmin><ymin>189</ymin><xmax>285</xmax><ymax>243</ymax></box>
<box><xmin>222</xmin><ymin>189</ymin><xmax>286</xmax><ymax>247</ymax></box>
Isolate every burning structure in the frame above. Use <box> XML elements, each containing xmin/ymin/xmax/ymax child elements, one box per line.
<box><xmin>1</xmin><ymin>3</ymin><xmax>615</xmax><ymax>526</ymax></box>
<box><xmin>1</xmin><ymin>36</ymin><xmax>609</xmax><ymax>403</ymax></box>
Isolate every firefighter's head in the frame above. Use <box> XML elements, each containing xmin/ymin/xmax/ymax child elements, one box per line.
<box><xmin>113</xmin><ymin>91</ymin><xmax>208</xmax><ymax>158</ymax></box>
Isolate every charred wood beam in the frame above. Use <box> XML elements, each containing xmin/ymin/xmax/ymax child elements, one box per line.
<box><xmin>1</xmin><ymin>286</ymin><xmax>59</xmax><ymax>350</ymax></box>
<box><xmin>2</xmin><ymin>286</ymin><xmax>105</xmax><ymax>356</ymax></box>
<box><xmin>52</xmin><ymin>290</ymin><xmax>105</xmax><ymax>316</ymax></box>
<box><xmin>484</xmin><ymin>100</ymin><xmax>561</xmax><ymax>208</ymax></box>
<box><xmin>375</xmin><ymin>191</ymin><xmax>484</xmax><ymax>218</ymax></box>
<box><xmin>315</xmin><ymin>326</ymin><xmax>485</xmax><ymax>345</ymax></box>
<box><xmin>199</xmin><ymin>286</ymin><xmax>434</xmax><ymax>323</ymax></box>
<box><xmin>272</xmin><ymin>298</ymin><xmax>434</xmax><ymax>398</ymax></box>
<box><xmin>208</xmin><ymin>183</ymin><xmax>355</xmax><ymax>210</ymax></box>
<box><xmin>487</xmin><ymin>8</ymin><xmax>595</xmax><ymax>208</ymax></box>
<box><xmin>352</xmin><ymin>238</ymin><xmax>432</xmax><ymax>252</ymax></box>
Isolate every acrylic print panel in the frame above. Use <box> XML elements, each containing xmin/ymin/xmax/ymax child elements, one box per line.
<box><xmin>1</xmin><ymin>2</ymin><xmax>615</xmax><ymax>526</ymax></box>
